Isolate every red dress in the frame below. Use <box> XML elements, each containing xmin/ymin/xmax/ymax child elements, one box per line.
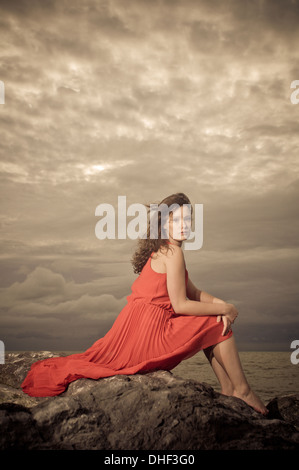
<box><xmin>21</xmin><ymin>251</ymin><xmax>233</xmax><ymax>397</ymax></box>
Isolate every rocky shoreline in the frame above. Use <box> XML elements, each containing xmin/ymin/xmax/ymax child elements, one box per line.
<box><xmin>0</xmin><ymin>351</ymin><xmax>298</xmax><ymax>450</ymax></box>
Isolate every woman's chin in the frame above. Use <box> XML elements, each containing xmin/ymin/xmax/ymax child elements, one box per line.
<box><xmin>171</xmin><ymin>235</ymin><xmax>187</xmax><ymax>243</ymax></box>
<box><xmin>180</xmin><ymin>232</ymin><xmax>190</xmax><ymax>240</ymax></box>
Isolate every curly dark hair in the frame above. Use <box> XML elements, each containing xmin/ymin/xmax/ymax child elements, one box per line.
<box><xmin>130</xmin><ymin>192</ymin><xmax>193</xmax><ymax>274</ymax></box>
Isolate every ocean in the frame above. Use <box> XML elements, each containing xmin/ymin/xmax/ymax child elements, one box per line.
<box><xmin>171</xmin><ymin>350</ymin><xmax>299</xmax><ymax>403</ymax></box>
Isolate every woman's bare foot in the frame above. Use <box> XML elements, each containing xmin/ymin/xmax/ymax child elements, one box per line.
<box><xmin>233</xmin><ymin>388</ymin><xmax>269</xmax><ymax>415</ymax></box>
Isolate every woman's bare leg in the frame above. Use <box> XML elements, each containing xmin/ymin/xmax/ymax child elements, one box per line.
<box><xmin>203</xmin><ymin>346</ymin><xmax>234</xmax><ymax>396</ymax></box>
<box><xmin>209</xmin><ymin>336</ymin><xmax>268</xmax><ymax>415</ymax></box>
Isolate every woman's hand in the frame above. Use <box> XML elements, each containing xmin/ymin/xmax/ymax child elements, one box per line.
<box><xmin>213</xmin><ymin>298</ymin><xmax>227</xmax><ymax>327</ymax></box>
<box><xmin>214</xmin><ymin>300</ymin><xmax>238</xmax><ymax>336</ymax></box>
<box><xmin>224</xmin><ymin>303</ymin><xmax>238</xmax><ymax>323</ymax></box>
<box><xmin>217</xmin><ymin>314</ymin><xmax>232</xmax><ymax>336</ymax></box>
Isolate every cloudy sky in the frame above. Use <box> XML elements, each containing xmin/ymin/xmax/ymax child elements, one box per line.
<box><xmin>0</xmin><ymin>0</ymin><xmax>299</xmax><ymax>353</ymax></box>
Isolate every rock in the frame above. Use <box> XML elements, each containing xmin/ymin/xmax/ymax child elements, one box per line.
<box><xmin>267</xmin><ymin>395</ymin><xmax>299</xmax><ymax>429</ymax></box>
<box><xmin>0</xmin><ymin>352</ymin><xmax>299</xmax><ymax>450</ymax></box>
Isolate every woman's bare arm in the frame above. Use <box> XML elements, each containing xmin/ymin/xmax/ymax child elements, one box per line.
<box><xmin>186</xmin><ymin>277</ymin><xmax>226</xmax><ymax>304</ymax></box>
<box><xmin>165</xmin><ymin>246</ymin><xmax>229</xmax><ymax>317</ymax></box>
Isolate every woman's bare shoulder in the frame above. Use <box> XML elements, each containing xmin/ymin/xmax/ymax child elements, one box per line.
<box><xmin>161</xmin><ymin>244</ymin><xmax>185</xmax><ymax>268</ymax></box>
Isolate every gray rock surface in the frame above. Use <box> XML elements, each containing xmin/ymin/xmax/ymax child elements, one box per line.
<box><xmin>0</xmin><ymin>352</ymin><xmax>299</xmax><ymax>450</ymax></box>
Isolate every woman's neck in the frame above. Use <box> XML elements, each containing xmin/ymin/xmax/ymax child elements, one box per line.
<box><xmin>166</xmin><ymin>239</ymin><xmax>182</xmax><ymax>247</ymax></box>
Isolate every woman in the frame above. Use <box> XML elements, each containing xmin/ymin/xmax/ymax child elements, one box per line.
<box><xmin>21</xmin><ymin>192</ymin><xmax>268</xmax><ymax>415</ymax></box>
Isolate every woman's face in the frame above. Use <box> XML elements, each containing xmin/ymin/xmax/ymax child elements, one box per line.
<box><xmin>166</xmin><ymin>206</ymin><xmax>192</xmax><ymax>243</ymax></box>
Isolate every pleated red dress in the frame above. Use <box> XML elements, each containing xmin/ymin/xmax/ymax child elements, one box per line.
<box><xmin>21</xmin><ymin>250</ymin><xmax>233</xmax><ymax>397</ymax></box>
